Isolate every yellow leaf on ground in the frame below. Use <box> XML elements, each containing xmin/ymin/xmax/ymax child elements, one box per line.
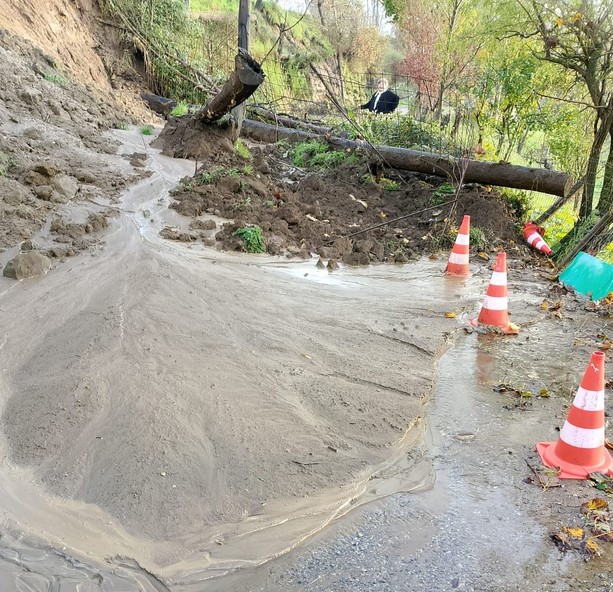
<box><xmin>584</xmin><ymin>538</ymin><xmax>602</xmax><ymax>558</ymax></box>
<box><xmin>564</xmin><ymin>527</ymin><xmax>584</xmax><ymax>539</ymax></box>
<box><xmin>586</xmin><ymin>498</ymin><xmax>608</xmax><ymax>511</ymax></box>
<box><xmin>445</xmin><ymin>312</ymin><xmax>457</xmax><ymax>318</ymax></box>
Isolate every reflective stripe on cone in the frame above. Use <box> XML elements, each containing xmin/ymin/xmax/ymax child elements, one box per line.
<box><xmin>469</xmin><ymin>251</ymin><xmax>519</xmax><ymax>335</ymax></box>
<box><xmin>537</xmin><ymin>351</ymin><xmax>613</xmax><ymax>479</ymax></box>
<box><xmin>445</xmin><ymin>215</ymin><xmax>471</xmax><ymax>277</ymax></box>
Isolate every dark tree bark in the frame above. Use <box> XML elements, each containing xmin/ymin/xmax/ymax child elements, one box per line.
<box><xmin>195</xmin><ymin>50</ymin><xmax>263</xmax><ymax>124</ymax></box>
<box><xmin>229</xmin><ymin>0</ymin><xmax>251</xmax><ymax>141</ymax></box>
<box><xmin>597</xmin><ymin>130</ymin><xmax>613</xmax><ymax>213</ymax></box>
<box><xmin>240</xmin><ymin>120</ymin><xmax>574</xmax><ymax>197</ymax></box>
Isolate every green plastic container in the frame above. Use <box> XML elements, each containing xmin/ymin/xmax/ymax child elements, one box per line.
<box><xmin>559</xmin><ymin>251</ymin><xmax>613</xmax><ymax>300</ymax></box>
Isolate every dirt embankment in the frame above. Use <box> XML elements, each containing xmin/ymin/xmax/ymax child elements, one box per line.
<box><xmin>0</xmin><ymin>7</ymin><xmax>159</xmax><ymax>260</ymax></box>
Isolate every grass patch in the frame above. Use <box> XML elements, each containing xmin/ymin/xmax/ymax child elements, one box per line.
<box><xmin>291</xmin><ymin>140</ymin><xmax>356</xmax><ymax>169</ymax></box>
<box><xmin>235</xmin><ymin>139</ymin><xmax>252</xmax><ymax>160</ymax></box>
<box><xmin>0</xmin><ymin>152</ymin><xmax>14</xmax><ymax>176</ymax></box>
<box><xmin>170</xmin><ymin>100</ymin><xmax>189</xmax><ymax>117</ymax></box>
<box><xmin>234</xmin><ymin>225</ymin><xmax>266</xmax><ymax>253</ymax></box>
<box><xmin>43</xmin><ymin>72</ymin><xmax>68</xmax><ymax>87</ymax></box>
<box><xmin>140</xmin><ymin>126</ymin><xmax>153</xmax><ymax>135</ymax></box>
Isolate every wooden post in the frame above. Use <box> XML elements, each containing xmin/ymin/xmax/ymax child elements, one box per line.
<box><xmin>238</xmin><ymin>0</ymin><xmax>249</xmax><ymax>50</ymax></box>
<box><xmin>231</xmin><ymin>0</ymin><xmax>251</xmax><ymax>140</ymax></box>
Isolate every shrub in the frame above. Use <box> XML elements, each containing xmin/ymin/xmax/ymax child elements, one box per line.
<box><xmin>170</xmin><ymin>101</ymin><xmax>189</xmax><ymax>117</ymax></box>
<box><xmin>234</xmin><ymin>226</ymin><xmax>266</xmax><ymax>253</ymax></box>
<box><xmin>499</xmin><ymin>188</ymin><xmax>530</xmax><ymax>220</ymax></box>
<box><xmin>235</xmin><ymin>139</ymin><xmax>252</xmax><ymax>160</ymax></box>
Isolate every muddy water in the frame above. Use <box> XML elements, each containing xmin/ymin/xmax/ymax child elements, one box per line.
<box><xmin>216</xmin><ymin>328</ymin><xmax>591</xmax><ymax>592</ymax></box>
<box><xmin>0</xmin><ymin>128</ymin><xmax>493</xmax><ymax>590</ymax></box>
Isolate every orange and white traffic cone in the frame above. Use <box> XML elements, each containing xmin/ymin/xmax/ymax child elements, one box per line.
<box><xmin>469</xmin><ymin>251</ymin><xmax>519</xmax><ymax>334</ymax></box>
<box><xmin>537</xmin><ymin>351</ymin><xmax>613</xmax><ymax>479</ymax></box>
<box><xmin>445</xmin><ymin>215</ymin><xmax>470</xmax><ymax>277</ymax></box>
<box><xmin>523</xmin><ymin>222</ymin><xmax>553</xmax><ymax>256</ymax></box>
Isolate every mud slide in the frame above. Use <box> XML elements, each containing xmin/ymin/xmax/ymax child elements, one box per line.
<box><xmin>0</xmin><ymin>129</ymin><xmax>469</xmax><ymax>589</ymax></box>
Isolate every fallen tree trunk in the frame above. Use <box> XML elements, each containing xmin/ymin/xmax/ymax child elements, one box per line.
<box><xmin>196</xmin><ymin>49</ymin><xmax>264</xmax><ymax>124</ymax></box>
<box><xmin>241</xmin><ymin>120</ymin><xmax>573</xmax><ymax>197</ymax></box>
<box><xmin>247</xmin><ymin>105</ymin><xmax>338</xmax><ymax>136</ymax></box>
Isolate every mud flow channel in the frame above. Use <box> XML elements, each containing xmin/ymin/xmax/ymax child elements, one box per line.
<box><xmin>0</xmin><ymin>129</ymin><xmax>514</xmax><ymax>590</ymax></box>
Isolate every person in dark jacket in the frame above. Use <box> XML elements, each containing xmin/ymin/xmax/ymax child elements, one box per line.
<box><xmin>360</xmin><ymin>78</ymin><xmax>399</xmax><ymax>114</ymax></box>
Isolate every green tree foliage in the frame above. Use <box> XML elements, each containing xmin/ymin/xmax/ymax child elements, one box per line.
<box><xmin>395</xmin><ymin>0</ymin><xmax>486</xmax><ymax>118</ymax></box>
<box><xmin>99</xmin><ymin>0</ymin><xmax>222</xmax><ymax>101</ymax></box>
<box><xmin>506</xmin><ymin>0</ymin><xmax>613</xmax><ymax>218</ymax></box>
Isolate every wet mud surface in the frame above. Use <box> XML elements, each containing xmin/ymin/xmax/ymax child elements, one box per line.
<box><xmin>0</xmin><ymin>129</ymin><xmax>612</xmax><ymax>591</ymax></box>
<box><xmin>220</xmin><ymin>317</ymin><xmax>613</xmax><ymax>592</ymax></box>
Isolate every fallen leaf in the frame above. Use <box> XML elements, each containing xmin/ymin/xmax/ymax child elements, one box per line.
<box><xmin>540</xmin><ymin>300</ymin><xmax>550</xmax><ymax>310</ymax></box>
<box><xmin>477</xmin><ymin>251</ymin><xmax>490</xmax><ymax>260</ymax></box>
<box><xmin>583</xmin><ymin>538</ymin><xmax>602</xmax><ymax>559</ymax></box>
<box><xmin>581</xmin><ymin>498</ymin><xmax>609</xmax><ymax>513</ymax></box>
<box><xmin>565</xmin><ymin>527</ymin><xmax>585</xmax><ymax>539</ymax></box>
<box><xmin>589</xmin><ymin>472</ymin><xmax>613</xmax><ymax>494</ymax></box>
<box><xmin>350</xmin><ymin>194</ymin><xmax>368</xmax><ymax>208</ymax></box>
<box><xmin>445</xmin><ymin>311</ymin><xmax>457</xmax><ymax>318</ymax></box>
<box><xmin>605</xmin><ymin>440</ymin><xmax>613</xmax><ymax>450</ymax></box>
<box><xmin>453</xmin><ymin>432</ymin><xmax>475</xmax><ymax>442</ymax></box>
<box><xmin>539</xmin><ymin>388</ymin><xmax>550</xmax><ymax>398</ymax></box>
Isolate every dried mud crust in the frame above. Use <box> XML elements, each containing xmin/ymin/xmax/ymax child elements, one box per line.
<box><xmin>168</xmin><ymin>142</ymin><xmax>528</xmax><ymax>264</ymax></box>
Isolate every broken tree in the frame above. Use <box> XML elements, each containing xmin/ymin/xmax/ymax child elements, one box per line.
<box><xmin>156</xmin><ymin>49</ymin><xmax>264</xmax><ymax>159</ymax></box>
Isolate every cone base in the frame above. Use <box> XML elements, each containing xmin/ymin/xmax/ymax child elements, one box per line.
<box><xmin>537</xmin><ymin>441</ymin><xmax>613</xmax><ymax>480</ymax></box>
<box><xmin>468</xmin><ymin>318</ymin><xmax>519</xmax><ymax>335</ymax></box>
<box><xmin>445</xmin><ymin>266</ymin><xmax>470</xmax><ymax>278</ymax></box>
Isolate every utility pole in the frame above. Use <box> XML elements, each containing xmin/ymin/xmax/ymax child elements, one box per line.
<box><xmin>238</xmin><ymin>0</ymin><xmax>249</xmax><ymax>51</ymax></box>
<box><xmin>231</xmin><ymin>0</ymin><xmax>251</xmax><ymax>140</ymax></box>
